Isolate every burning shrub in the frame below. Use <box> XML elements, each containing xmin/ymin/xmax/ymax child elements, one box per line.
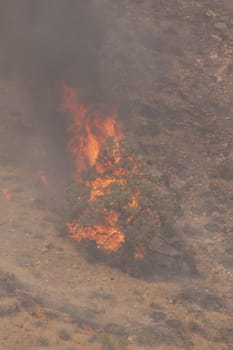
<box><xmin>61</xmin><ymin>85</ymin><xmax>190</xmax><ymax>277</ymax></box>
<box><xmin>66</xmin><ymin>137</ymin><xmax>180</xmax><ymax>274</ymax></box>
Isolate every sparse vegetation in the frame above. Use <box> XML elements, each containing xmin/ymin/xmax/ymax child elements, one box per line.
<box><xmin>0</xmin><ymin>297</ymin><xmax>20</xmax><ymax>316</ymax></box>
<box><xmin>58</xmin><ymin>328</ymin><xmax>71</xmax><ymax>341</ymax></box>
<box><xmin>150</xmin><ymin>301</ymin><xmax>163</xmax><ymax>309</ymax></box>
<box><xmin>0</xmin><ymin>1</ymin><xmax>232</xmax><ymax>349</ymax></box>
<box><xmin>217</xmin><ymin>161</ymin><xmax>233</xmax><ymax>181</ymax></box>
<box><xmin>136</xmin><ymin>327</ymin><xmax>158</xmax><ymax>347</ymax></box>
<box><xmin>37</xmin><ymin>335</ymin><xmax>49</xmax><ymax>347</ymax></box>
<box><xmin>89</xmin><ymin>332</ymin><xmax>127</xmax><ymax>350</ymax></box>
<box><xmin>31</xmin><ymin>268</ymin><xmax>42</xmax><ymax>279</ymax></box>
<box><xmin>188</xmin><ymin>321</ymin><xmax>205</xmax><ymax>335</ymax></box>
<box><xmin>135</xmin><ymin>120</ymin><xmax>160</xmax><ymax>137</ymax></box>
<box><xmin>97</xmin><ymin>334</ymin><xmax>117</xmax><ymax>350</ymax></box>
<box><xmin>0</xmin><ymin>269</ymin><xmax>18</xmax><ymax>296</ymax></box>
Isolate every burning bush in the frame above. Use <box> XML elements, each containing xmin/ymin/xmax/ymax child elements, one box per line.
<box><xmin>66</xmin><ymin>137</ymin><xmax>180</xmax><ymax>270</ymax></box>
<box><xmin>61</xmin><ymin>85</ymin><xmax>186</xmax><ymax>276</ymax></box>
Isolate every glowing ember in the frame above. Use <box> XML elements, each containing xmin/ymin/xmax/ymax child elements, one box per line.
<box><xmin>134</xmin><ymin>244</ymin><xmax>145</xmax><ymax>260</ymax></box>
<box><xmin>18</xmin><ymin>292</ymin><xmax>45</xmax><ymax>319</ymax></box>
<box><xmin>67</xmin><ymin>210</ymin><xmax>125</xmax><ymax>251</ymax></box>
<box><xmin>2</xmin><ymin>188</ymin><xmax>12</xmax><ymax>201</ymax></box>
<box><xmin>36</xmin><ymin>171</ymin><xmax>49</xmax><ymax>187</ymax></box>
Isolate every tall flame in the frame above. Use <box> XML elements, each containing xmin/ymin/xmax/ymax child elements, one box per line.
<box><xmin>61</xmin><ymin>85</ymin><xmax>122</xmax><ymax>180</ymax></box>
<box><xmin>61</xmin><ymin>85</ymin><xmax>153</xmax><ymax>259</ymax></box>
<box><xmin>61</xmin><ymin>85</ymin><xmax>125</xmax><ymax>251</ymax></box>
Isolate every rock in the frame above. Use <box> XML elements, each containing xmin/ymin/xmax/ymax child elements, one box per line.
<box><xmin>211</xmin><ymin>34</ymin><xmax>222</xmax><ymax>41</ymax></box>
<box><xmin>127</xmin><ymin>335</ymin><xmax>137</xmax><ymax>344</ymax></box>
<box><xmin>214</xmin><ymin>22</ymin><xmax>228</xmax><ymax>32</ymax></box>
<box><xmin>206</xmin><ymin>10</ymin><xmax>216</xmax><ymax>17</ymax></box>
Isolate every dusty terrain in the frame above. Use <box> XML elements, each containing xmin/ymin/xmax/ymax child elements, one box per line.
<box><xmin>0</xmin><ymin>1</ymin><xmax>233</xmax><ymax>349</ymax></box>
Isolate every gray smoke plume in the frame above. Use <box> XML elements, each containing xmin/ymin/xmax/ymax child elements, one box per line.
<box><xmin>0</xmin><ymin>1</ymin><xmax>116</xmax><ymax>177</ymax></box>
<box><xmin>0</xmin><ymin>1</ymin><xmax>178</xmax><ymax>120</ymax></box>
<box><xmin>0</xmin><ymin>0</ymin><xmax>109</xmax><ymax>109</ymax></box>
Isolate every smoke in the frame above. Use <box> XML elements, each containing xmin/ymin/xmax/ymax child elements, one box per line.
<box><xmin>0</xmin><ymin>1</ymin><xmax>180</xmax><ymax>122</ymax></box>
<box><xmin>0</xmin><ymin>0</ymin><xmax>109</xmax><ymax>108</ymax></box>
<box><xmin>0</xmin><ymin>1</ymin><xmax>168</xmax><ymax>111</ymax></box>
<box><xmin>0</xmin><ymin>0</ymin><xmax>117</xmax><ymax>174</ymax></box>
<box><xmin>0</xmin><ymin>1</ymin><xmax>113</xmax><ymax>179</ymax></box>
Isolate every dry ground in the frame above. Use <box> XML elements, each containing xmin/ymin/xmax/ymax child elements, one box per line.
<box><xmin>0</xmin><ymin>1</ymin><xmax>233</xmax><ymax>349</ymax></box>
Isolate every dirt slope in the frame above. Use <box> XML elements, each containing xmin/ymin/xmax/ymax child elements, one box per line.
<box><xmin>0</xmin><ymin>1</ymin><xmax>232</xmax><ymax>349</ymax></box>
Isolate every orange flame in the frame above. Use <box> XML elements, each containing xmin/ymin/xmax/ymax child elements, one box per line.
<box><xmin>134</xmin><ymin>244</ymin><xmax>145</xmax><ymax>260</ymax></box>
<box><xmin>67</xmin><ymin>210</ymin><xmax>125</xmax><ymax>251</ymax></box>
<box><xmin>61</xmin><ymin>85</ymin><xmax>156</xmax><ymax>259</ymax></box>
<box><xmin>61</xmin><ymin>85</ymin><xmax>125</xmax><ymax>251</ymax></box>
<box><xmin>60</xmin><ymin>85</ymin><xmax>122</xmax><ymax>180</ymax></box>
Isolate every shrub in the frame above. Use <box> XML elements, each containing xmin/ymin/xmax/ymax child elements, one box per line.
<box><xmin>58</xmin><ymin>328</ymin><xmax>71</xmax><ymax>341</ymax></box>
<box><xmin>66</xmin><ymin>138</ymin><xmax>180</xmax><ymax>268</ymax></box>
<box><xmin>0</xmin><ymin>297</ymin><xmax>20</xmax><ymax>316</ymax></box>
<box><xmin>37</xmin><ymin>336</ymin><xmax>49</xmax><ymax>347</ymax></box>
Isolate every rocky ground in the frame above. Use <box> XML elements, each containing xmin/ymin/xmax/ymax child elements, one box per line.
<box><xmin>0</xmin><ymin>1</ymin><xmax>233</xmax><ymax>349</ymax></box>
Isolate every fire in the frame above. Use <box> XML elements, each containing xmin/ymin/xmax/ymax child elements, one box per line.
<box><xmin>1</xmin><ymin>188</ymin><xmax>12</xmax><ymax>201</ymax></box>
<box><xmin>61</xmin><ymin>85</ymin><xmax>154</xmax><ymax>259</ymax></box>
<box><xmin>67</xmin><ymin>210</ymin><xmax>124</xmax><ymax>251</ymax></box>
<box><xmin>134</xmin><ymin>244</ymin><xmax>145</xmax><ymax>260</ymax></box>
<box><xmin>61</xmin><ymin>85</ymin><xmax>125</xmax><ymax>251</ymax></box>
<box><xmin>60</xmin><ymin>85</ymin><xmax>122</xmax><ymax>180</ymax></box>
